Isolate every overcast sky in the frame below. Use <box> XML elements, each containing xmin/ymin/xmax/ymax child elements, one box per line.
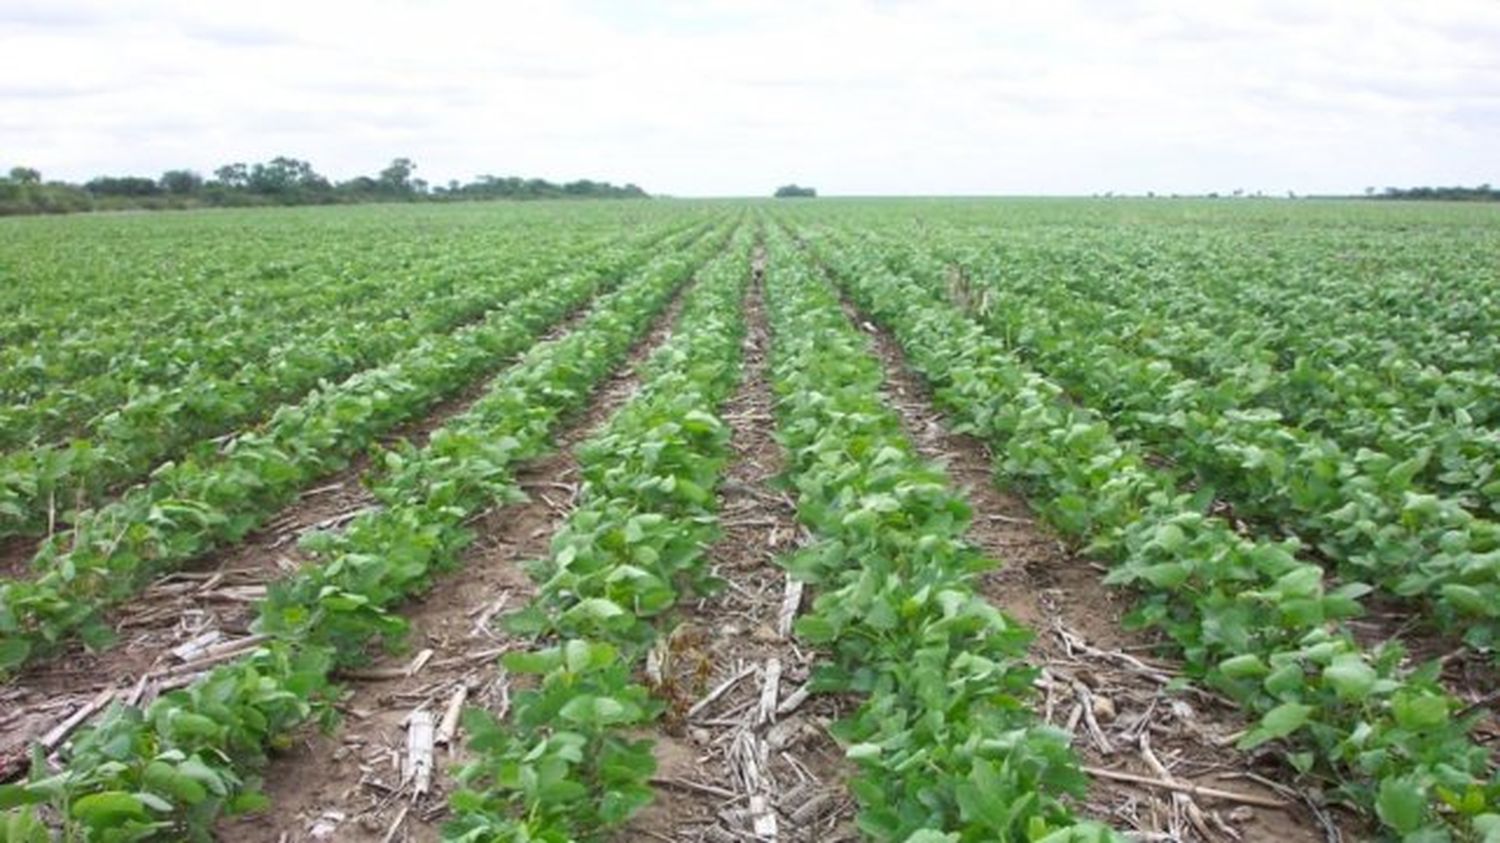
<box><xmin>3</xmin><ymin>0</ymin><xmax>1497</xmax><ymax>196</ymax></box>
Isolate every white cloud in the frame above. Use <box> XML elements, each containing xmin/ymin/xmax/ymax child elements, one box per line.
<box><xmin>1</xmin><ymin>0</ymin><xmax>1496</xmax><ymax>195</ymax></box>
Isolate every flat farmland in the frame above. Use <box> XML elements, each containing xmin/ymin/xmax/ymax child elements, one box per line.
<box><xmin>2</xmin><ymin>198</ymin><xmax>1498</xmax><ymax>842</ymax></box>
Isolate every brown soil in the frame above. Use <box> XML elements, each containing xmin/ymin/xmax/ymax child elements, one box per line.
<box><xmin>216</xmin><ymin>280</ymin><xmax>694</xmax><ymax>842</ymax></box>
<box><xmin>0</xmin><ymin>293</ymin><xmax>609</xmax><ymax>784</ymax></box>
<box><xmin>0</xmin><ymin>533</ymin><xmax>42</xmax><ymax>579</ymax></box>
<box><xmin>622</xmin><ymin>249</ymin><xmax>857</xmax><ymax>843</ymax></box>
<box><xmin>842</xmin><ymin>300</ymin><xmax>1350</xmax><ymax>843</ymax></box>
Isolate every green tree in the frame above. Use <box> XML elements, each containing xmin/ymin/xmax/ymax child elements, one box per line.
<box><xmin>247</xmin><ymin>157</ymin><xmax>330</xmax><ymax>196</ymax></box>
<box><xmin>84</xmin><ymin>176</ymin><xmax>160</xmax><ymax>197</ymax></box>
<box><xmin>159</xmin><ymin>170</ymin><xmax>204</xmax><ymax>195</ymax></box>
<box><xmin>3</xmin><ymin>156</ymin><xmax>650</xmax><ymax>215</ymax></box>
<box><xmin>379</xmin><ymin>157</ymin><xmax>416</xmax><ymax>194</ymax></box>
<box><xmin>213</xmin><ymin>163</ymin><xmax>249</xmax><ymax>188</ymax></box>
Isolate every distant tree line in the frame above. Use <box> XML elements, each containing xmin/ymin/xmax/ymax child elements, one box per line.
<box><xmin>774</xmin><ymin>184</ymin><xmax>817</xmax><ymax>198</ymax></box>
<box><xmin>0</xmin><ymin>158</ymin><xmax>648</xmax><ymax>216</ymax></box>
<box><xmin>1364</xmin><ymin>184</ymin><xmax>1497</xmax><ymax>202</ymax></box>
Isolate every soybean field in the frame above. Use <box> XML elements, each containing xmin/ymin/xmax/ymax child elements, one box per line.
<box><xmin>1</xmin><ymin>198</ymin><xmax>1498</xmax><ymax>842</ymax></box>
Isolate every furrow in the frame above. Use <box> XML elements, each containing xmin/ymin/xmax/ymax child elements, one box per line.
<box><xmin>624</xmin><ymin>245</ymin><xmax>856</xmax><ymax>842</ymax></box>
<box><xmin>438</xmin><ymin>229</ymin><xmax>754</xmax><ymax>840</ymax></box>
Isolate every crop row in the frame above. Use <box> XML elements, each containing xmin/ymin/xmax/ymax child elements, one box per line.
<box><xmin>448</xmin><ymin>228</ymin><xmax>753</xmax><ymax>840</ymax></box>
<box><xmin>797</xmin><ymin>226</ymin><xmax>1499</xmax><ymax>840</ymax></box>
<box><xmin>0</xmin><ymin>223</ymin><xmax>729</xmax><ymax>840</ymax></box>
<box><xmin>0</xmin><ymin>221</ymin><xmax>546</xmax><ymax>431</ymax></box>
<box><xmin>0</xmin><ymin>222</ymin><xmax>711</xmax><ymax>672</ymax></box>
<box><xmin>0</xmin><ymin>209</ymin><xmax>417</xmax><ymax>346</ymax></box>
<box><xmin>848</xmin><ymin>230</ymin><xmax>1500</xmax><ymax>653</ymax></box>
<box><xmin>0</xmin><ymin>225</ymin><xmax>678</xmax><ymax>539</ymax></box>
<box><xmin>760</xmin><ymin>228</ymin><xmax>1116</xmax><ymax>842</ymax></box>
<box><xmin>0</xmin><ymin>259</ymin><xmax>454</xmax><ymax>448</ymax></box>
<box><xmin>820</xmin><ymin>208</ymin><xmax>1500</xmax><ymax>491</ymax></box>
<box><xmin>884</xmin><ymin>208</ymin><xmax>1500</xmax><ymax>377</ymax></box>
<box><xmin>920</xmin><ymin>238</ymin><xmax>1500</xmax><ymax>515</ymax></box>
<box><xmin>0</xmin><ymin>246</ymin><xmax>350</xmax><ymax>391</ymax></box>
<box><xmin>0</xmin><ymin>204</ymin><xmax>665</xmax><ymax>385</ymax></box>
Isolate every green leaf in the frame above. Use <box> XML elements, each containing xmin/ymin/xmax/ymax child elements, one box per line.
<box><xmin>559</xmin><ymin>695</ymin><xmax>601</xmax><ymax>725</ymax></box>
<box><xmin>0</xmin><ymin>784</ymin><xmax>51</xmax><ymax>811</ymax></box>
<box><xmin>0</xmin><ymin>637</ymin><xmax>32</xmax><ymax>671</ymax></box>
<box><xmin>70</xmin><ymin>791</ymin><xmax>151</xmax><ymax>825</ymax></box>
<box><xmin>500</xmin><ymin>604</ymin><xmax>549</xmax><ymax>636</ymax></box>
<box><xmin>1152</xmin><ymin>523</ymin><xmax>1187</xmax><ymax>552</ymax></box>
<box><xmin>1375</xmin><ymin>775</ymin><xmax>1427</xmax><ymax>834</ymax></box>
<box><xmin>167</xmin><ymin>712</ymin><xmax>221</xmax><ymax>741</ymax></box>
<box><xmin>1471</xmin><ymin>814</ymin><xmax>1500</xmax><ymax>842</ymax></box>
<box><xmin>1139</xmin><ymin>562</ymin><xmax>1189</xmax><ymax>589</ymax></box>
<box><xmin>502</xmin><ymin>647</ymin><xmax>562</xmax><ymax>675</ymax></box>
<box><xmin>955</xmin><ymin>759</ymin><xmax>1011</xmax><ymax>831</ymax></box>
<box><xmin>135</xmin><ymin>792</ymin><xmax>174</xmax><ymax>812</ymax></box>
<box><xmin>1392</xmin><ymin>693</ymin><xmax>1449</xmax><ymax>730</ymax></box>
<box><xmin>1218</xmin><ymin>654</ymin><xmax>1268</xmax><ymax>679</ymax></box>
<box><xmin>559</xmin><ymin>695</ymin><xmax>632</xmax><ymax>726</ymax></box>
<box><xmin>563</xmin><ymin>638</ymin><xmax>595</xmax><ymax>673</ymax></box>
<box><xmin>1441</xmin><ymin>584</ymin><xmax>1492</xmax><ymax>617</ymax></box>
<box><xmin>228</xmin><ymin>790</ymin><xmax>272</xmax><ymax>815</ymax></box>
<box><xmin>142</xmin><ymin>760</ymin><xmax>207</xmax><ymax>805</ymax></box>
<box><xmin>1322</xmin><ymin>653</ymin><xmax>1376</xmax><ymax>700</ymax></box>
<box><xmin>1273</xmin><ymin>566</ymin><xmax>1322</xmax><ymax>599</ymax></box>
<box><xmin>1238</xmin><ymin>702</ymin><xmax>1311</xmax><ymax>749</ymax></box>
<box><xmin>676</xmin><ymin>478</ymin><xmax>710</xmax><ymax>505</ymax></box>
<box><xmin>1263</xmin><ymin>662</ymin><xmax>1305</xmax><ymax>696</ymax></box>
<box><xmin>562</xmin><ymin>598</ymin><xmax>625</xmax><ymax>623</ymax></box>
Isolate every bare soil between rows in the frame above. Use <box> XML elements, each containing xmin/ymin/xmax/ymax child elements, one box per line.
<box><xmin>0</xmin><ymin>533</ymin><xmax>41</xmax><ymax>579</ymax></box>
